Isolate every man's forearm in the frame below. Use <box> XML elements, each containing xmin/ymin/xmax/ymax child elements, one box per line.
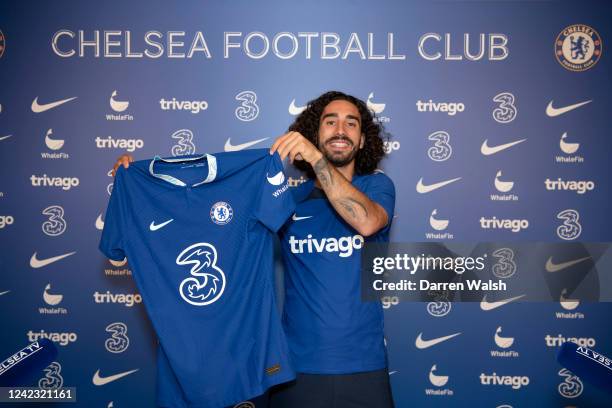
<box><xmin>312</xmin><ymin>156</ymin><xmax>387</xmax><ymax>236</ymax></box>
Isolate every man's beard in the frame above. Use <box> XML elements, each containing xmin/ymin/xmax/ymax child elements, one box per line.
<box><xmin>319</xmin><ymin>135</ymin><xmax>359</xmax><ymax>168</ymax></box>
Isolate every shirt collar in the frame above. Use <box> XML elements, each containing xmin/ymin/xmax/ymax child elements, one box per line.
<box><xmin>148</xmin><ymin>154</ymin><xmax>217</xmax><ymax>187</ymax></box>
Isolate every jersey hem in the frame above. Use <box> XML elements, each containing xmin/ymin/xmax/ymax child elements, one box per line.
<box><xmin>156</xmin><ymin>371</ymin><xmax>296</xmax><ymax>408</ymax></box>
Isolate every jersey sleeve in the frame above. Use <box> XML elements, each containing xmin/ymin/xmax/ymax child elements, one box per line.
<box><xmin>364</xmin><ymin>172</ymin><xmax>396</xmax><ymax>234</ymax></box>
<box><xmin>253</xmin><ymin>152</ymin><xmax>296</xmax><ymax>232</ymax></box>
<box><xmin>99</xmin><ymin>167</ymin><xmax>128</xmax><ymax>261</ymax></box>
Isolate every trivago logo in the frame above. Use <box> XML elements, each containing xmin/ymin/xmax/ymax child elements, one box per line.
<box><xmin>93</xmin><ymin>291</ymin><xmax>142</xmax><ymax>307</ymax></box>
<box><xmin>288</xmin><ymin>234</ymin><xmax>364</xmax><ymax>258</ymax></box>
<box><xmin>95</xmin><ymin>136</ymin><xmax>144</xmax><ymax>152</ymax></box>
<box><xmin>545</xmin><ymin>334</ymin><xmax>596</xmax><ymax>348</ymax></box>
<box><xmin>480</xmin><ymin>373</ymin><xmax>530</xmax><ymax>389</ymax></box>
<box><xmin>31</xmin><ymin>175</ymin><xmax>80</xmax><ymax>190</ymax></box>
<box><xmin>479</xmin><ymin>217</ymin><xmax>528</xmax><ymax>232</ymax></box>
<box><xmin>27</xmin><ymin>330</ymin><xmax>77</xmax><ymax>346</ymax></box>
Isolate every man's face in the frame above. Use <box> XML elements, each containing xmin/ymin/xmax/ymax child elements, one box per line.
<box><xmin>317</xmin><ymin>99</ymin><xmax>364</xmax><ymax>167</ymax></box>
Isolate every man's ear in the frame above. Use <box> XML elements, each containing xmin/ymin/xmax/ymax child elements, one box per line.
<box><xmin>359</xmin><ymin>133</ymin><xmax>365</xmax><ymax>149</ymax></box>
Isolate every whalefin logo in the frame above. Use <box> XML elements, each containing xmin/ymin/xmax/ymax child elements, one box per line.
<box><xmin>560</xmin><ymin>132</ymin><xmax>580</xmax><ymax>154</ymax></box>
<box><xmin>288</xmin><ymin>99</ymin><xmax>306</xmax><ymax>115</ymax></box>
<box><xmin>43</xmin><ymin>284</ymin><xmax>63</xmax><ymax>306</ymax></box>
<box><xmin>95</xmin><ymin>214</ymin><xmax>104</xmax><ymax>230</ymax></box>
<box><xmin>109</xmin><ymin>258</ymin><xmax>128</xmax><ymax>267</ymax></box>
<box><xmin>267</xmin><ymin>171</ymin><xmax>285</xmax><ymax>186</ymax></box>
<box><xmin>367</xmin><ymin>92</ymin><xmax>386</xmax><ymax>114</ymax></box>
<box><xmin>560</xmin><ymin>288</ymin><xmax>580</xmax><ymax>310</ymax></box>
<box><xmin>494</xmin><ymin>326</ymin><xmax>514</xmax><ymax>348</ymax></box>
<box><xmin>429</xmin><ymin>209</ymin><xmax>449</xmax><ymax>231</ymax></box>
<box><xmin>429</xmin><ymin>364</ymin><xmax>449</xmax><ymax>387</ymax></box>
<box><xmin>44</xmin><ymin>129</ymin><xmax>64</xmax><ymax>150</ymax></box>
<box><xmin>494</xmin><ymin>170</ymin><xmax>514</xmax><ymax>192</ymax></box>
<box><xmin>110</xmin><ymin>90</ymin><xmax>129</xmax><ymax>112</ymax></box>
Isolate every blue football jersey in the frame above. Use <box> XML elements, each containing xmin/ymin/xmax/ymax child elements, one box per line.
<box><xmin>99</xmin><ymin>149</ymin><xmax>296</xmax><ymax>408</ymax></box>
<box><xmin>278</xmin><ymin>171</ymin><xmax>395</xmax><ymax>374</ymax></box>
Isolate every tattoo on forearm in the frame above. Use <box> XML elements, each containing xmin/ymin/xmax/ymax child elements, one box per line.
<box><xmin>335</xmin><ymin>197</ymin><xmax>369</xmax><ymax>220</ymax></box>
<box><xmin>313</xmin><ymin>157</ymin><xmax>334</xmax><ymax>187</ymax></box>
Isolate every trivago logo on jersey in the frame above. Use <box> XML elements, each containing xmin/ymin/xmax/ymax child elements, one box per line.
<box><xmin>288</xmin><ymin>234</ymin><xmax>364</xmax><ymax>258</ymax></box>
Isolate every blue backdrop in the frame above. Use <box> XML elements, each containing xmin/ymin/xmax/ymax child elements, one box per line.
<box><xmin>1</xmin><ymin>1</ymin><xmax>611</xmax><ymax>406</ymax></box>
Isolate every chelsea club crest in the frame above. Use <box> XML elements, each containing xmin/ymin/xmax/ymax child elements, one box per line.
<box><xmin>555</xmin><ymin>24</ymin><xmax>602</xmax><ymax>72</ymax></box>
<box><xmin>210</xmin><ymin>201</ymin><xmax>233</xmax><ymax>225</ymax></box>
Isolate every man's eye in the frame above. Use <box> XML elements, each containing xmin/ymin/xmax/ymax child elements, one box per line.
<box><xmin>347</xmin><ymin>122</ymin><xmax>356</xmax><ymax>127</ymax></box>
<box><xmin>326</xmin><ymin>120</ymin><xmax>335</xmax><ymax>125</ymax></box>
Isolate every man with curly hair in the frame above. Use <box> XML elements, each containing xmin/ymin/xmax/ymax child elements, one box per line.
<box><xmin>268</xmin><ymin>91</ymin><xmax>396</xmax><ymax>407</ymax></box>
<box><xmin>111</xmin><ymin>91</ymin><xmax>395</xmax><ymax>407</ymax></box>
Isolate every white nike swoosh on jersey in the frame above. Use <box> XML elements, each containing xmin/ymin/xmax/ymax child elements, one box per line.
<box><xmin>0</xmin><ymin>135</ymin><xmax>12</xmax><ymax>141</ymax></box>
<box><xmin>480</xmin><ymin>294</ymin><xmax>526</xmax><ymax>311</ymax></box>
<box><xmin>546</xmin><ymin>100</ymin><xmax>592</xmax><ymax>117</ymax></box>
<box><xmin>545</xmin><ymin>256</ymin><xmax>591</xmax><ymax>273</ymax></box>
<box><xmin>415</xmin><ymin>332</ymin><xmax>462</xmax><ymax>349</ymax></box>
<box><xmin>224</xmin><ymin>137</ymin><xmax>269</xmax><ymax>152</ymax></box>
<box><xmin>292</xmin><ymin>214</ymin><xmax>313</xmax><ymax>221</ymax></box>
<box><xmin>0</xmin><ymin>290</ymin><xmax>10</xmax><ymax>296</ymax></box>
<box><xmin>31</xmin><ymin>96</ymin><xmax>77</xmax><ymax>113</ymax></box>
<box><xmin>388</xmin><ymin>371</ymin><xmax>398</xmax><ymax>375</ymax></box>
<box><xmin>30</xmin><ymin>252</ymin><xmax>77</xmax><ymax>268</ymax></box>
<box><xmin>416</xmin><ymin>177</ymin><xmax>461</xmax><ymax>193</ymax></box>
<box><xmin>480</xmin><ymin>138</ymin><xmax>527</xmax><ymax>155</ymax></box>
<box><xmin>92</xmin><ymin>369</ymin><xmax>139</xmax><ymax>386</ymax></box>
<box><xmin>149</xmin><ymin>219</ymin><xmax>174</xmax><ymax>231</ymax></box>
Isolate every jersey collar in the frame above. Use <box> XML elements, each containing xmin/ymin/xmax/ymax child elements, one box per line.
<box><xmin>148</xmin><ymin>154</ymin><xmax>217</xmax><ymax>187</ymax></box>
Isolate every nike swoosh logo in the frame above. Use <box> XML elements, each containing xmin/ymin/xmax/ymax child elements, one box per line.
<box><xmin>481</xmin><ymin>138</ymin><xmax>527</xmax><ymax>155</ymax></box>
<box><xmin>416</xmin><ymin>177</ymin><xmax>461</xmax><ymax>193</ymax></box>
<box><xmin>150</xmin><ymin>219</ymin><xmax>173</xmax><ymax>231</ymax></box>
<box><xmin>546</xmin><ymin>100</ymin><xmax>592</xmax><ymax>117</ymax></box>
<box><xmin>388</xmin><ymin>371</ymin><xmax>398</xmax><ymax>375</ymax></box>
<box><xmin>31</xmin><ymin>96</ymin><xmax>77</xmax><ymax>113</ymax></box>
<box><xmin>480</xmin><ymin>294</ymin><xmax>526</xmax><ymax>311</ymax></box>
<box><xmin>415</xmin><ymin>332</ymin><xmax>461</xmax><ymax>349</ymax></box>
<box><xmin>224</xmin><ymin>137</ymin><xmax>269</xmax><ymax>152</ymax></box>
<box><xmin>545</xmin><ymin>256</ymin><xmax>591</xmax><ymax>273</ymax></box>
<box><xmin>30</xmin><ymin>252</ymin><xmax>76</xmax><ymax>268</ymax></box>
<box><xmin>292</xmin><ymin>214</ymin><xmax>313</xmax><ymax>221</ymax></box>
<box><xmin>0</xmin><ymin>290</ymin><xmax>10</xmax><ymax>296</ymax></box>
<box><xmin>92</xmin><ymin>369</ymin><xmax>139</xmax><ymax>386</ymax></box>
<box><xmin>0</xmin><ymin>135</ymin><xmax>11</xmax><ymax>141</ymax></box>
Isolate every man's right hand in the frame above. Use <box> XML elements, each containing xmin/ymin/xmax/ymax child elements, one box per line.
<box><xmin>111</xmin><ymin>154</ymin><xmax>134</xmax><ymax>177</ymax></box>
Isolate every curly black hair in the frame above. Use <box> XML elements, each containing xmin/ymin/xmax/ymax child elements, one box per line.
<box><xmin>288</xmin><ymin>91</ymin><xmax>388</xmax><ymax>178</ymax></box>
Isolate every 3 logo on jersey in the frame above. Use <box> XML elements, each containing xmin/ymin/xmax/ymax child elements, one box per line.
<box><xmin>176</xmin><ymin>243</ymin><xmax>226</xmax><ymax>306</ymax></box>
